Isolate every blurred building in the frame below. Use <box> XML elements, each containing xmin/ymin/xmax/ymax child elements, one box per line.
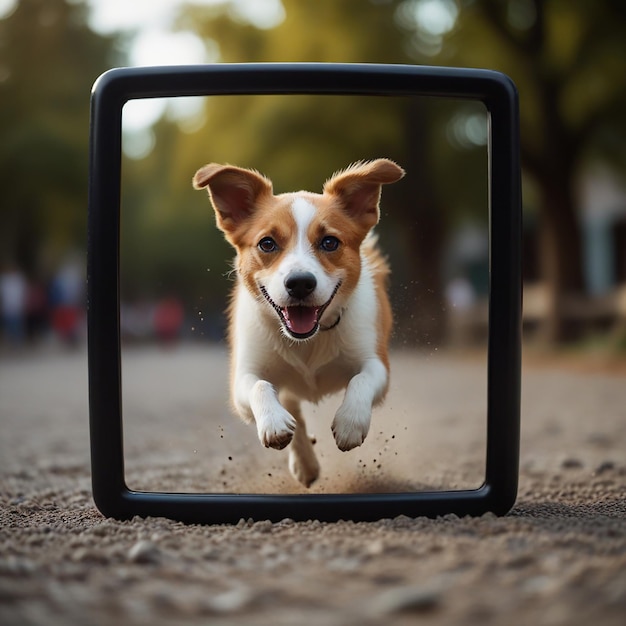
<box><xmin>580</xmin><ymin>168</ymin><xmax>626</xmax><ymax>296</ymax></box>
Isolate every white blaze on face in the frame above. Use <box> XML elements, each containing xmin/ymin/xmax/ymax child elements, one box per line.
<box><xmin>291</xmin><ymin>196</ymin><xmax>317</xmax><ymax>258</ymax></box>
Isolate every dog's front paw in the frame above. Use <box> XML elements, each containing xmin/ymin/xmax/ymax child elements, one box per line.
<box><xmin>331</xmin><ymin>404</ymin><xmax>371</xmax><ymax>452</ymax></box>
<box><xmin>257</xmin><ymin>408</ymin><xmax>297</xmax><ymax>450</ymax></box>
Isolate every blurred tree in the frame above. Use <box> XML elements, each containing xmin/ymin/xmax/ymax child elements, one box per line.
<box><xmin>119</xmin><ymin>117</ymin><xmax>233</xmax><ymax>317</ymax></box>
<box><xmin>402</xmin><ymin>0</ymin><xmax>626</xmax><ymax>341</ymax></box>
<box><xmin>169</xmin><ymin>0</ymin><xmax>489</xmax><ymax>344</ymax></box>
<box><xmin>0</xmin><ymin>0</ymin><xmax>117</xmax><ymax>274</ymax></box>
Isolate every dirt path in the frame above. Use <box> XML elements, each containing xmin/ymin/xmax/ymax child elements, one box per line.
<box><xmin>1</xmin><ymin>345</ymin><xmax>625</xmax><ymax>625</ymax></box>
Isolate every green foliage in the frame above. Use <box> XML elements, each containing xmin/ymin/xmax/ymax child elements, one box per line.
<box><xmin>120</xmin><ymin>125</ymin><xmax>233</xmax><ymax>307</ymax></box>
<box><xmin>429</xmin><ymin>0</ymin><xmax>626</xmax><ymax>176</ymax></box>
<box><xmin>0</xmin><ymin>0</ymin><xmax>117</xmax><ymax>273</ymax></box>
<box><xmin>6</xmin><ymin>0</ymin><xmax>623</xmax><ymax>342</ymax></box>
<box><xmin>124</xmin><ymin>0</ymin><xmax>489</xmax><ymax>321</ymax></box>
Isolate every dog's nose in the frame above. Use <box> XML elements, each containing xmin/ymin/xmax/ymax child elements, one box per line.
<box><xmin>285</xmin><ymin>272</ymin><xmax>317</xmax><ymax>300</ymax></box>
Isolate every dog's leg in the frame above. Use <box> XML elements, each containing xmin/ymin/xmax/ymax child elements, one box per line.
<box><xmin>280</xmin><ymin>391</ymin><xmax>320</xmax><ymax>487</ymax></box>
<box><xmin>234</xmin><ymin>374</ymin><xmax>297</xmax><ymax>450</ymax></box>
<box><xmin>331</xmin><ymin>357</ymin><xmax>388</xmax><ymax>451</ymax></box>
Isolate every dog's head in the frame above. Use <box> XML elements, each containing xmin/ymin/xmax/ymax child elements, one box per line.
<box><xmin>193</xmin><ymin>159</ymin><xmax>404</xmax><ymax>340</ymax></box>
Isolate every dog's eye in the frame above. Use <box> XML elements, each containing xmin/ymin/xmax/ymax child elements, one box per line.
<box><xmin>319</xmin><ymin>235</ymin><xmax>340</xmax><ymax>252</ymax></box>
<box><xmin>258</xmin><ymin>237</ymin><xmax>278</xmax><ymax>253</ymax></box>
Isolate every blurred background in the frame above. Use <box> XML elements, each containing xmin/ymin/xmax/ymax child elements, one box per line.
<box><xmin>1</xmin><ymin>0</ymin><xmax>625</xmax><ymax>354</ymax></box>
<box><xmin>1</xmin><ymin>0</ymin><xmax>626</xmax><ymax>495</ymax></box>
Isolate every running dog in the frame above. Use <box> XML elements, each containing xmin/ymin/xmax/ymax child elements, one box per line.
<box><xmin>193</xmin><ymin>159</ymin><xmax>404</xmax><ymax>486</ymax></box>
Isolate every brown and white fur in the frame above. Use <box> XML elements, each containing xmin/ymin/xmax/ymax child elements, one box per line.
<box><xmin>193</xmin><ymin>159</ymin><xmax>404</xmax><ymax>487</ymax></box>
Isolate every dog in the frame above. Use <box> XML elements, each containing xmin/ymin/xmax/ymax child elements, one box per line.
<box><xmin>193</xmin><ymin>159</ymin><xmax>405</xmax><ymax>487</ymax></box>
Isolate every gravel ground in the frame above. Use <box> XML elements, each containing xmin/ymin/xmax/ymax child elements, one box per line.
<box><xmin>1</xmin><ymin>344</ymin><xmax>625</xmax><ymax>626</ymax></box>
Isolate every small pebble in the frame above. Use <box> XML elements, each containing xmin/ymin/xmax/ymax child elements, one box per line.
<box><xmin>561</xmin><ymin>458</ymin><xmax>584</xmax><ymax>469</ymax></box>
<box><xmin>594</xmin><ymin>460</ymin><xmax>615</xmax><ymax>475</ymax></box>
<box><xmin>71</xmin><ymin>547</ymin><xmax>108</xmax><ymax>564</ymax></box>
<box><xmin>366</xmin><ymin>539</ymin><xmax>386</xmax><ymax>556</ymax></box>
<box><xmin>208</xmin><ymin>587</ymin><xmax>254</xmax><ymax>613</ymax></box>
<box><xmin>128</xmin><ymin>540</ymin><xmax>160</xmax><ymax>564</ymax></box>
<box><xmin>252</xmin><ymin>520</ymin><xmax>273</xmax><ymax>533</ymax></box>
<box><xmin>368</xmin><ymin>585</ymin><xmax>441</xmax><ymax>615</ymax></box>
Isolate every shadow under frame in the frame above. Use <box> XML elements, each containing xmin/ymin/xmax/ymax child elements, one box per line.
<box><xmin>87</xmin><ymin>63</ymin><xmax>521</xmax><ymax>524</ymax></box>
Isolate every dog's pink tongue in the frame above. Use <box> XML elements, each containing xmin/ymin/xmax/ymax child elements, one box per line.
<box><xmin>284</xmin><ymin>306</ymin><xmax>318</xmax><ymax>335</ymax></box>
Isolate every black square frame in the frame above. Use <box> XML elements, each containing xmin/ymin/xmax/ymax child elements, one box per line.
<box><xmin>88</xmin><ymin>63</ymin><xmax>521</xmax><ymax>523</ymax></box>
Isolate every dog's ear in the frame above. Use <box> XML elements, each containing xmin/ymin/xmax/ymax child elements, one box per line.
<box><xmin>323</xmin><ymin>159</ymin><xmax>404</xmax><ymax>229</ymax></box>
<box><xmin>192</xmin><ymin>164</ymin><xmax>273</xmax><ymax>233</ymax></box>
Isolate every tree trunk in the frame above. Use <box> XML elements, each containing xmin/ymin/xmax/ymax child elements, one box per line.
<box><xmin>536</xmin><ymin>176</ymin><xmax>585</xmax><ymax>343</ymax></box>
<box><xmin>397</xmin><ymin>98</ymin><xmax>447</xmax><ymax>348</ymax></box>
<box><xmin>401</xmin><ymin>201</ymin><xmax>446</xmax><ymax>347</ymax></box>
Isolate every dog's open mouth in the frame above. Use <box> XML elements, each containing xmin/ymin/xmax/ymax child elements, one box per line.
<box><xmin>260</xmin><ymin>283</ymin><xmax>341</xmax><ymax>339</ymax></box>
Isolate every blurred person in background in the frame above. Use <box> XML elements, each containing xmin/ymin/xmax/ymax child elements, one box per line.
<box><xmin>153</xmin><ymin>296</ymin><xmax>184</xmax><ymax>346</ymax></box>
<box><xmin>25</xmin><ymin>277</ymin><xmax>49</xmax><ymax>343</ymax></box>
<box><xmin>49</xmin><ymin>256</ymin><xmax>85</xmax><ymax>346</ymax></box>
<box><xmin>0</xmin><ymin>263</ymin><xmax>27</xmax><ymax>347</ymax></box>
